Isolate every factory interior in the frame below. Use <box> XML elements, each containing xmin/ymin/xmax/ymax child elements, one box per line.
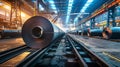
<box><xmin>0</xmin><ymin>0</ymin><xmax>120</xmax><ymax>67</ymax></box>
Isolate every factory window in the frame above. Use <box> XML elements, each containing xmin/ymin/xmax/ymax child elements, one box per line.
<box><xmin>115</xmin><ymin>6</ymin><xmax>120</xmax><ymax>27</ymax></box>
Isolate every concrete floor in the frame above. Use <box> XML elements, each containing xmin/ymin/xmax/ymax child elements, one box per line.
<box><xmin>69</xmin><ymin>34</ymin><xmax>120</xmax><ymax>67</ymax></box>
<box><xmin>0</xmin><ymin>38</ymin><xmax>25</xmax><ymax>52</ymax></box>
<box><xmin>0</xmin><ymin>35</ymin><xmax>120</xmax><ymax>66</ymax></box>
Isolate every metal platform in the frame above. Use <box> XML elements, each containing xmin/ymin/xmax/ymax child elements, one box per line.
<box><xmin>69</xmin><ymin>34</ymin><xmax>120</xmax><ymax>66</ymax></box>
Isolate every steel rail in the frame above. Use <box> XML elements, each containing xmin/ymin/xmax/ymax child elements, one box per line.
<box><xmin>67</xmin><ymin>36</ymin><xmax>109</xmax><ymax>67</ymax></box>
<box><xmin>0</xmin><ymin>45</ymin><xmax>30</xmax><ymax>63</ymax></box>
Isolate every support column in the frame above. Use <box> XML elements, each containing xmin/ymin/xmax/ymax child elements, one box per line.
<box><xmin>10</xmin><ymin>0</ymin><xmax>22</xmax><ymax>29</ymax></box>
<box><xmin>112</xmin><ymin>6</ymin><xmax>116</xmax><ymax>27</ymax></box>
<box><xmin>107</xmin><ymin>6</ymin><xmax>116</xmax><ymax>27</ymax></box>
<box><xmin>90</xmin><ymin>18</ymin><xmax>95</xmax><ymax>29</ymax></box>
<box><xmin>107</xmin><ymin>10</ymin><xmax>110</xmax><ymax>27</ymax></box>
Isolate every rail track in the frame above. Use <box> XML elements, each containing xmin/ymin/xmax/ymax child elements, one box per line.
<box><xmin>0</xmin><ymin>45</ymin><xmax>30</xmax><ymax>63</ymax></box>
<box><xmin>16</xmin><ymin>39</ymin><xmax>62</xmax><ymax>67</ymax></box>
<box><xmin>67</xmin><ymin>36</ymin><xmax>109</xmax><ymax>67</ymax></box>
<box><xmin>16</xmin><ymin>36</ymin><xmax>108</xmax><ymax>67</ymax></box>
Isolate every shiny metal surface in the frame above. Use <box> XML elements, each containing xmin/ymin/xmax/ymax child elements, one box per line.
<box><xmin>0</xmin><ymin>30</ymin><xmax>21</xmax><ymax>38</ymax></box>
<box><xmin>102</xmin><ymin>27</ymin><xmax>120</xmax><ymax>39</ymax></box>
<box><xmin>88</xmin><ymin>29</ymin><xmax>103</xmax><ymax>37</ymax></box>
<box><xmin>22</xmin><ymin>16</ymin><xmax>64</xmax><ymax>49</ymax></box>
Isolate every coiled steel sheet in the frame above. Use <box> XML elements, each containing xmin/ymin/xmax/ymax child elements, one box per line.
<box><xmin>22</xmin><ymin>16</ymin><xmax>64</xmax><ymax>49</ymax></box>
<box><xmin>102</xmin><ymin>27</ymin><xmax>120</xmax><ymax>39</ymax></box>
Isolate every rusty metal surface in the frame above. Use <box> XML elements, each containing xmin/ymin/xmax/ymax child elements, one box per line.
<box><xmin>22</xmin><ymin>16</ymin><xmax>64</xmax><ymax>49</ymax></box>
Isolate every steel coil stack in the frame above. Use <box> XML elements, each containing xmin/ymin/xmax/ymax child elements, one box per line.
<box><xmin>102</xmin><ymin>27</ymin><xmax>120</xmax><ymax>39</ymax></box>
<box><xmin>22</xmin><ymin>16</ymin><xmax>65</xmax><ymax>49</ymax></box>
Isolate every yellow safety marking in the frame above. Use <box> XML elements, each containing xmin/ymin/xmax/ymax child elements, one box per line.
<box><xmin>103</xmin><ymin>51</ymin><xmax>120</xmax><ymax>62</ymax></box>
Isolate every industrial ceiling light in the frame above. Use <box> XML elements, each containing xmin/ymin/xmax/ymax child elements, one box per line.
<box><xmin>74</xmin><ymin>0</ymin><xmax>93</xmax><ymax>23</ymax></box>
<box><xmin>48</xmin><ymin>0</ymin><xmax>57</xmax><ymax>13</ymax></box>
<box><xmin>65</xmin><ymin>0</ymin><xmax>74</xmax><ymax>24</ymax></box>
<box><xmin>50</xmin><ymin>4</ymin><xmax>56</xmax><ymax>9</ymax></box>
<box><xmin>49</xmin><ymin>0</ymin><xmax>54</xmax><ymax>4</ymax></box>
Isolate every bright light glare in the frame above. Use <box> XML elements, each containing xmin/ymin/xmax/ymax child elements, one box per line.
<box><xmin>74</xmin><ymin>18</ymin><xmax>78</xmax><ymax>23</ymax></box>
<box><xmin>3</xmin><ymin>5</ymin><xmax>11</xmax><ymax>10</ymax></box>
<box><xmin>74</xmin><ymin>0</ymin><xmax>93</xmax><ymax>23</ymax></box>
<box><xmin>86</xmin><ymin>21</ymin><xmax>90</xmax><ymax>26</ymax></box>
<box><xmin>51</xmin><ymin>5</ymin><xmax>56</xmax><ymax>9</ymax></box>
<box><xmin>51</xmin><ymin>4</ymin><xmax>55</xmax><ymax>7</ymax></box>
<box><xmin>54</xmin><ymin>11</ymin><xmax>57</xmax><ymax>13</ymax></box>
<box><xmin>71</xmin><ymin>27</ymin><xmax>76</xmax><ymax>30</ymax></box>
<box><xmin>21</xmin><ymin>12</ymin><xmax>26</xmax><ymax>17</ymax></box>
<box><xmin>88</xmin><ymin>0</ymin><xmax>93</xmax><ymax>2</ymax></box>
<box><xmin>49</xmin><ymin>1</ymin><xmax>54</xmax><ymax>3</ymax></box>
<box><xmin>48</xmin><ymin>0</ymin><xmax>57</xmax><ymax>13</ymax></box>
<box><xmin>39</xmin><ymin>4</ymin><xmax>44</xmax><ymax>11</ymax></box>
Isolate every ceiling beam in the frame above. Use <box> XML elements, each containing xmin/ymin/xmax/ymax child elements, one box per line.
<box><xmin>79</xmin><ymin>0</ymin><xmax>120</xmax><ymax>25</ymax></box>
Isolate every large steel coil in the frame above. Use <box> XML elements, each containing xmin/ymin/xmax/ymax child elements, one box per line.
<box><xmin>0</xmin><ymin>30</ymin><xmax>21</xmax><ymax>39</ymax></box>
<box><xmin>102</xmin><ymin>27</ymin><xmax>120</xmax><ymax>39</ymax></box>
<box><xmin>87</xmin><ymin>29</ymin><xmax>102</xmax><ymax>37</ymax></box>
<box><xmin>22</xmin><ymin>16</ymin><xmax>64</xmax><ymax>49</ymax></box>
